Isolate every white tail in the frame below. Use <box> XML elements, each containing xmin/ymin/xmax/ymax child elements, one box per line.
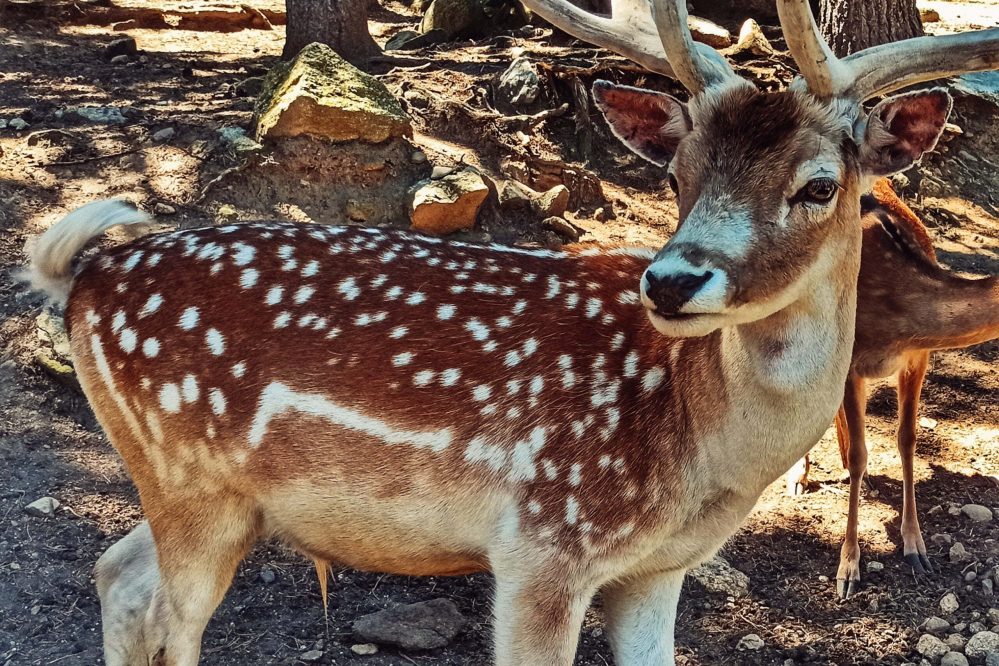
<box><xmin>24</xmin><ymin>200</ymin><xmax>150</xmax><ymax>306</ymax></box>
<box><xmin>28</xmin><ymin>0</ymin><xmax>997</xmax><ymax>664</ymax></box>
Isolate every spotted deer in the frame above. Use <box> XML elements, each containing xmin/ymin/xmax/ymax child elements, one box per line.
<box><xmin>786</xmin><ymin>179</ymin><xmax>999</xmax><ymax>598</ymax></box>
<box><xmin>25</xmin><ymin>0</ymin><xmax>999</xmax><ymax>664</ymax></box>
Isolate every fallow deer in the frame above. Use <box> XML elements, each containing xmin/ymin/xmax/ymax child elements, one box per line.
<box><xmin>786</xmin><ymin>179</ymin><xmax>999</xmax><ymax>598</ymax></box>
<box><xmin>25</xmin><ymin>0</ymin><xmax>998</xmax><ymax>664</ymax></box>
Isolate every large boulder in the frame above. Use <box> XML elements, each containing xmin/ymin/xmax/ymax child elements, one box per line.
<box><xmin>352</xmin><ymin>598</ymin><xmax>467</xmax><ymax>650</ymax></box>
<box><xmin>254</xmin><ymin>42</ymin><xmax>411</xmax><ymax>144</ymax></box>
<box><xmin>420</xmin><ymin>0</ymin><xmax>486</xmax><ymax>38</ymax></box>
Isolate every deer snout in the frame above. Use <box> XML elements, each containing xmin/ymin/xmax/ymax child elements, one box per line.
<box><xmin>641</xmin><ymin>259</ymin><xmax>728</xmax><ymax>316</ymax></box>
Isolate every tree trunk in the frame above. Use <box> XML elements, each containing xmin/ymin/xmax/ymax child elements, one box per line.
<box><xmin>819</xmin><ymin>0</ymin><xmax>923</xmax><ymax>57</ymax></box>
<box><xmin>283</xmin><ymin>0</ymin><xmax>380</xmax><ymax>66</ymax></box>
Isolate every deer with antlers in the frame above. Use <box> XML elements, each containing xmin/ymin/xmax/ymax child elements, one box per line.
<box><xmin>784</xmin><ymin>178</ymin><xmax>999</xmax><ymax>598</ymax></box>
<box><xmin>24</xmin><ymin>0</ymin><xmax>998</xmax><ymax>663</ymax></box>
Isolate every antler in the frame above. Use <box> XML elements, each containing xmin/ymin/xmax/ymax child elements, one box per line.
<box><xmin>521</xmin><ymin>0</ymin><xmax>676</xmax><ymax>76</ymax></box>
<box><xmin>521</xmin><ymin>0</ymin><xmax>737</xmax><ymax>94</ymax></box>
<box><xmin>777</xmin><ymin>0</ymin><xmax>999</xmax><ymax>100</ymax></box>
<box><xmin>648</xmin><ymin>0</ymin><xmax>737</xmax><ymax>94</ymax></box>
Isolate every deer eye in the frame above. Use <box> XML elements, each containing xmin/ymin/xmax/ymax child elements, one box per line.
<box><xmin>798</xmin><ymin>178</ymin><xmax>839</xmax><ymax>205</ymax></box>
<box><xmin>667</xmin><ymin>173</ymin><xmax>679</xmax><ymax>195</ymax></box>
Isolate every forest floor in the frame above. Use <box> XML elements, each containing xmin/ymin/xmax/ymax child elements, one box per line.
<box><xmin>0</xmin><ymin>1</ymin><xmax>997</xmax><ymax>664</ymax></box>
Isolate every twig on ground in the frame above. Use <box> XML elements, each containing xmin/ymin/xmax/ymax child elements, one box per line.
<box><xmin>46</xmin><ymin>147</ymin><xmax>140</xmax><ymax>166</ymax></box>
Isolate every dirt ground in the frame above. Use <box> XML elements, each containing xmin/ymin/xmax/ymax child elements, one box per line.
<box><xmin>0</xmin><ymin>1</ymin><xmax>997</xmax><ymax>665</ymax></box>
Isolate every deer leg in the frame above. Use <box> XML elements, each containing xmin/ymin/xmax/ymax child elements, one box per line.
<box><xmin>602</xmin><ymin>568</ymin><xmax>684</xmax><ymax>666</ymax></box>
<box><xmin>836</xmin><ymin>373</ymin><xmax>868</xmax><ymax>599</ymax></box>
<box><xmin>95</xmin><ymin>521</ymin><xmax>161</xmax><ymax>666</ymax></box>
<box><xmin>139</xmin><ymin>495</ymin><xmax>259</xmax><ymax>666</ymax></box>
<box><xmin>898</xmin><ymin>352</ymin><xmax>932</xmax><ymax>574</ymax></box>
<box><xmin>491</xmin><ymin>558</ymin><xmax>597</xmax><ymax>666</ymax></box>
<box><xmin>785</xmin><ymin>453</ymin><xmax>811</xmax><ymax>496</ymax></box>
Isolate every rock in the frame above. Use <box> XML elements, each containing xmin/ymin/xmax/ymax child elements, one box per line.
<box><xmin>153</xmin><ymin>203</ymin><xmax>176</xmax><ymax>216</ymax></box>
<box><xmin>217</xmin><ymin>204</ymin><xmax>238</xmax><ymax>220</ymax></box>
<box><xmin>867</xmin><ymin>561</ymin><xmax>885</xmax><ymax>573</ymax></box>
<box><xmin>736</xmin><ymin>633</ymin><xmax>764</xmax><ymax>651</ymax></box>
<box><xmin>254</xmin><ymin>43</ymin><xmax>411</xmax><ymax>144</ymax></box>
<box><xmin>932</xmin><ymin>534</ymin><xmax>953</xmax><ymax>547</ymax></box>
<box><xmin>950</xmin><ymin>542</ymin><xmax>971</xmax><ymax>563</ymax></box>
<box><xmin>920</xmin><ymin>416</ymin><xmax>938</xmax><ymax>429</ymax></box>
<box><xmin>918</xmin><ymin>634</ymin><xmax>951</xmax><ymax>661</ymax></box>
<box><xmin>971</xmin><ymin>623</ymin><xmax>989</xmax><ymax>635</ymax></box>
<box><xmin>947</xmin><ymin>634</ymin><xmax>968</xmax><ymax>651</ymax></box>
<box><xmin>499</xmin><ymin>180</ymin><xmax>569</xmax><ymax>218</ymax></box>
<box><xmin>352</xmin><ymin>598</ymin><xmax>466</xmax><ymax>650</ymax></box>
<box><xmin>410</xmin><ymin>150</ymin><xmax>427</xmax><ymax>164</ymax></box>
<box><xmin>350</xmin><ymin>643</ymin><xmax>378</xmax><ymax>655</ymax></box>
<box><xmin>259</xmin><ymin>567</ymin><xmax>276</xmax><ymax>584</ymax></box>
<box><xmin>299</xmin><ymin>649</ymin><xmax>323</xmax><ymax>662</ymax></box>
<box><xmin>988</xmin><ymin>578</ymin><xmax>997</xmax><ymax>596</ymax></box>
<box><xmin>431</xmin><ymin>165</ymin><xmax>456</xmax><ymax>179</ymax></box>
<box><xmin>73</xmin><ymin>107</ymin><xmax>128</xmax><ymax>124</ymax></box>
<box><xmin>110</xmin><ymin>54</ymin><xmax>130</xmax><ymax>65</ymax></box>
<box><xmin>689</xmin><ymin>556</ymin><xmax>750</xmax><ymax>598</ymax></box>
<box><xmin>235</xmin><ymin>77</ymin><xmax>265</xmax><ymax>98</ymax></box>
<box><xmin>967</xmin><ymin>571</ymin><xmax>979</xmax><ymax>583</ymax></box>
<box><xmin>386</xmin><ymin>30</ymin><xmax>421</xmax><ymax>51</ymax></box>
<box><xmin>409</xmin><ymin>170</ymin><xmax>489</xmax><ymax>235</ymax></box>
<box><xmin>688</xmin><ymin>15</ymin><xmax>731</xmax><ymax>48</ymax></box>
<box><xmin>966</xmin><ymin>632</ymin><xmax>999</xmax><ymax>663</ymax></box>
<box><xmin>542</xmin><ymin>217</ymin><xmax>581</xmax><ymax>242</ymax></box>
<box><xmin>920</xmin><ymin>8</ymin><xmax>941</xmax><ymax>23</ymax></box>
<box><xmin>943</xmin><ymin>653</ymin><xmax>971</xmax><ymax>666</ymax></box>
<box><xmin>152</xmin><ymin>127</ymin><xmax>175</xmax><ymax>142</ymax></box>
<box><xmin>496</xmin><ymin>58</ymin><xmax>541</xmax><ymax>107</ymax></box>
<box><xmin>926</xmin><ymin>618</ymin><xmax>953</xmax><ymax>635</ymax></box>
<box><xmin>35</xmin><ymin>310</ymin><xmax>75</xmax><ymax>384</ymax></box>
<box><xmin>217</xmin><ymin>126</ymin><xmax>262</xmax><ymax>154</ymax></box>
<box><xmin>420</xmin><ymin>0</ymin><xmax>486</xmax><ymax>38</ymax></box>
<box><xmin>725</xmin><ymin>19</ymin><xmax>772</xmax><ymax>56</ymax></box>
<box><xmin>9</xmin><ymin>118</ymin><xmax>28</xmax><ymax>131</ymax></box>
<box><xmin>105</xmin><ymin>37</ymin><xmax>137</xmax><ymax>59</ymax></box>
<box><xmin>986</xmin><ymin>654</ymin><xmax>999</xmax><ymax>666</ymax></box>
<box><xmin>989</xmin><ymin>610</ymin><xmax>999</xmax><ymax>626</ymax></box>
<box><xmin>940</xmin><ymin>592</ymin><xmax>961</xmax><ymax>615</ymax></box>
<box><xmin>24</xmin><ymin>497</ymin><xmax>60</xmax><ymax>518</ymax></box>
<box><xmin>929</xmin><ymin>505</ymin><xmax>945</xmax><ymax>516</ymax></box>
<box><xmin>961</xmin><ymin>505</ymin><xmax>994</xmax><ymax>523</ymax></box>
<box><xmin>403</xmin><ymin>89</ymin><xmax>431</xmax><ymax>110</ymax></box>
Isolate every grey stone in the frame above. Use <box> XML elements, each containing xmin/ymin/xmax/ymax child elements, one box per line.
<box><xmin>299</xmin><ymin>649</ymin><xmax>323</xmax><ymax>662</ymax></box>
<box><xmin>259</xmin><ymin>567</ymin><xmax>276</xmax><ymax>584</ymax></box>
<box><xmin>153</xmin><ymin>203</ymin><xmax>176</xmax><ymax>215</ymax></box>
<box><xmin>386</xmin><ymin>30</ymin><xmax>421</xmax><ymax>51</ymax></box>
<box><xmin>152</xmin><ymin>127</ymin><xmax>175</xmax><ymax>142</ymax></box>
<box><xmin>9</xmin><ymin>118</ymin><xmax>28</xmax><ymax>131</ymax></box>
<box><xmin>420</xmin><ymin>0</ymin><xmax>486</xmax><ymax>37</ymax></box>
<box><xmin>689</xmin><ymin>555</ymin><xmax>750</xmax><ymax>598</ymax></box>
<box><xmin>217</xmin><ymin>126</ymin><xmax>262</xmax><ymax>154</ymax></box>
<box><xmin>350</xmin><ymin>643</ymin><xmax>378</xmax><ymax>655</ymax></box>
<box><xmin>962</xmin><ymin>505</ymin><xmax>994</xmax><ymax>523</ymax></box>
<box><xmin>110</xmin><ymin>54</ymin><xmax>130</xmax><ymax>65</ymax></box>
<box><xmin>947</xmin><ymin>633</ymin><xmax>968</xmax><ymax>652</ymax></box>
<box><xmin>940</xmin><ymin>592</ymin><xmax>961</xmax><ymax>615</ymax></box>
<box><xmin>105</xmin><ymin>37</ymin><xmax>137</xmax><ymax>59</ymax></box>
<box><xmin>736</xmin><ymin>633</ymin><xmax>764</xmax><ymax>651</ymax></box>
<box><xmin>867</xmin><ymin>561</ymin><xmax>885</xmax><ymax>573</ymax></box>
<box><xmin>985</xmin><ymin>654</ymin><xmax>999</xmax><ymax>666</ymax></box>
<box><xmin>932</xmin><ymin>534</ymin><xmax>954</xmax><ymax>547</ymax></box>
<box><xmin>352</xmin><ymin>598</ymin><xmax>466</xmax><ymax>650</ymax></box>
<box><xmin>950</xmin><ymin>542</ymin><xmax>971</xmax><ymax>563</ymax></box>
<box><xmin>942</xmin><ymin>653</ymin><xmax>970</xmax><ymax>666</ymax></box>
<box><xmin>925</xmin><ymin>617</ymin><xmax>952</xmax><ymax>635</ymax></box>
<box><xmin>918</xmin><ymin>634</ymin><xmax>951</xmax><ymax>661</ymax></box>
<box><xmin>966</xmin><ymin>631</ymin><xmax>999</xmax><ymax>663</ymax></box>
<box><xmin>73</xmin><ymin>107</ymin><xmax>127</xmax><ymax>124</ymax></box>
<box><xmin>24</xmin><ymin>497</ymin><xmax>60</xmax><ymax>518</ymax></box>
<box><xmin>496</xmin><ymin>58</ymin><xmax>541</xmax><ymax>107</ymax></box>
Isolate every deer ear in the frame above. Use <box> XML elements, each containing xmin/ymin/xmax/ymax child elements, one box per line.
<box><xmin>592</xmin><ymin>80</ymin><xmax>690</xmax><ymax>167</ymax></box>
<box><xmin>859</xmin><ymin>88</ymin><xmax>952</xmax><ymax>176</ymax></box>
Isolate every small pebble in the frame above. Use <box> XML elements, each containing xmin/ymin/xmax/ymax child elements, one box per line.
<box><xmin>152</xmin><ymin>127</ymin><xmax>175</xmax><ymax>142</ymax></box>
<box><xmin>940</xmin><ymin>592</ymin><xmax>960</xmax><ymax>615</ymax></box>
<box><xmin>153</xmin><ymin>203</ymin><xmax>176</xmax><ymax>215</ymax></box>
<box><xmin>24</xmin><ymin>497</ymin><xmax>60</xmax><ymax>518</ymax></box>
<box><xmin>867</xmin><ymin>561</ymin><xmax>884</xmax><ymax>573</ymax></box>
<box><xmin>350</xmin><ymin>644</ymin><xmax>378</xmax><ymax>655</ymax></box>
<box><xmin>259</xmin><ymin>567</ymin><xmax>276</xmax><ymax>584</ymax></box>
<box><xmin>299</xmin><ymin>649</ymin><xmax>323</xmax><ymax>662</ymax></box>
<box><xmin>110</xmin><ymin>54</ymin><xmax>130</xmax><ymax>65</ymax></box>
<box><xmin>736</xmin><ymin>633</ymin><xmax>764</xmax><ymax>651</ymax></box>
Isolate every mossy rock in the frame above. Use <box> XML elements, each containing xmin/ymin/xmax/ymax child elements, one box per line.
<box><xmin>254</xmin><ymin>42</ymin><xmax>411</xmax><ymax>144</ymax></box>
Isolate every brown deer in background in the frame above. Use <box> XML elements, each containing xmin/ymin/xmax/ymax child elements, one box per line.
<box><xmin>24</xmin><ymin>0</ymin><xmax>998</xmax><ymax>664</ymax></box>
<box><xmin>787</xmin><ymin>179</ymin><xmax>999</xmax><ymax>598</ymax></box>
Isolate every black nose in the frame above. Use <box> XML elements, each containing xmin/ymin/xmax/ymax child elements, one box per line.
<box><xmin>644</xmin><ymin>271</ymin><xmax>712</xmax><ymax>315</ymax></box>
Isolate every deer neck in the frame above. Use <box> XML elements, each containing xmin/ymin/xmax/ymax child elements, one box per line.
<box><xmin>700</xmin><ymin>222</ymin><xmax>861</xmax><ymax>493</ymax></box>
<box><xmin>921</xmin><ymin>274</ymin><xmax>999</xmax><ymax>350</ymax></box>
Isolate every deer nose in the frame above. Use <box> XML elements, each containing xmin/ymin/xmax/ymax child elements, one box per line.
<box><xmin>641</xmin><ymin>270</ymin><xmax>713</xmax><ymax>315</ymax></box>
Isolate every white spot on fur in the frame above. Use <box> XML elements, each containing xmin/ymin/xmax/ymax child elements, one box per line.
<box><xmin>565</xmin><ymin>496</ymin><xmax>579</xmax><ymax>525</ymax></box>
<box><xmin>179</xmin><ymin>307</ymin><xmax>199</xmax><ymax>330</ymax></box>
<box><xmin>406</xmin><ymin>291</ymin><xmax>426</xmax><ymax>306</ymax></box>
<box><xmin>301</xmin><ymin>260</ymin><xmax>319</xmax><ymax>277</ymax></box>
<box><xmin>413</xmin><ymin>370</ymin><xmax>435</xmax><ymax>386</ymax></box>
<box><xmin>440</xmin><ymin>368</ymin><xmax>461</xmax><ymax>386</ymax></box>
<box><xmin>232</xmin><ymin>361</ymin><xmax>246</xmax><ymax>378</ymax></box>
<box><xmin>642</xmin><ymin>367</ymin><xmax>665</xmax><ymax>392</ymax></box>
<box><xmin>206</xmin><ymin>328</ymin><xmax>225</xmax><ymax>356</ymax></box>
<box><xmin>274</xmin><ymin>312</ymin><xmax>291</xmax><ymax>329</ymax></box>
<box><xmin>265</xmin><ymin>286</ymin><xmax>284</xmax><ymax>306</ymax></box>
<box><xmin>240</xmin><ymin>269</ymin><xmax>259</xmax><ymax>289</ymax></box>
<box><xmin>111</xmin><ymin>310</ymin><xmax>126</xmax><ymax>333</ymax></box>
<box><xmin>182</xmin><ymin>374</ymin><xmax>199</xmax><ymax>403</ymax></box>
<box><xmin>437</xmin><ymin>304</ymin><xmax>456</xmax><ymax>320</ymax></box>
<box><xmin>139</xmin><ymin>294</ymin><xmax>163</xmax><ymax>318</ymax></box>
<box><xmin>159</xmin><ymin>383</ymin><xmax>181</xmax><ymax>413</ymax></box>
<box><xmin>393</xmin><ymin>352</ymin><xmax>414</xmax><ymax>366</ymax></box>
<box><xmin>390</xmin><ymin>326</ymin><xmax>408</xmax><ymax>339</ymax></box>
<box><xmin>232</xmin><ymin>242</ymin><xmax>255</xmax><ymax>266</ymax></box>
<box><xmin>209</xmin><ymin>388</ymin><xmax>227</xmax><ymax>416</ymax></box>
<box><xmin>142</xmin><ymin>338</ymin><xmax>160</xmax><ymax>358</ymax></box>
<box><xmin>473</xmin><ymin>384</ymin><xmax>492</xmax><ymax>401</ymax></box>
<box><xmin>294</xmin><ymin>285</ymin><xmax>315</xmax><ymax>304</ymax></box>
<box><xmin>339</xmin><ymin>277</ymin><xmax>360</xmax><ymax>301</ymax></box>
<box><xmin>119</xmin><ymin>328</ymin><xmax>137</xmax><ymax>353</ymax></box>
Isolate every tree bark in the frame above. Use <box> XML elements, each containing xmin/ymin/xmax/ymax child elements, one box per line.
<box><xmin>819</xmin><ymin>0</ymin><xmax>923</xmax><ymax>57</ymax></box>
<box><xmin>283</xmin><ymin>0</ymin><xmax>380</xmax><ymax>66</ymax></box>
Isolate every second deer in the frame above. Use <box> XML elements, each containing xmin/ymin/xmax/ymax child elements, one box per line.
<box><xmin>787</xmin><ymin>179</ymin><xmax>999</xmax><ymax>598</ymax></box>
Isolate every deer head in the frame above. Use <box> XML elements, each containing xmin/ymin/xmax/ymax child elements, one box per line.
<box><xmin>521</xmin><ymin>0</ymin><xmax>996</xmax><ymax>338</ymax></box>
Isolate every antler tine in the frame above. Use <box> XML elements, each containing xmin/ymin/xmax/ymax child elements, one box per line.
<box><xmin>775</xmin><ymin>0</ymin><xmax>849</xmax><ymax>99</ymax></box>
<box><xmin>649</xmin><ymin>0</ymin><xmax>737</xmax><ymax>95</ymax></box>
<box><xmin>843</xmin><ymin>28</ymin><xmax>999</xmax><ymax>101</ymax></box>
<box><xmin>520</xmin><ymin>0</ymin><xmax>677</xmax><ymax>76</ymax></box>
